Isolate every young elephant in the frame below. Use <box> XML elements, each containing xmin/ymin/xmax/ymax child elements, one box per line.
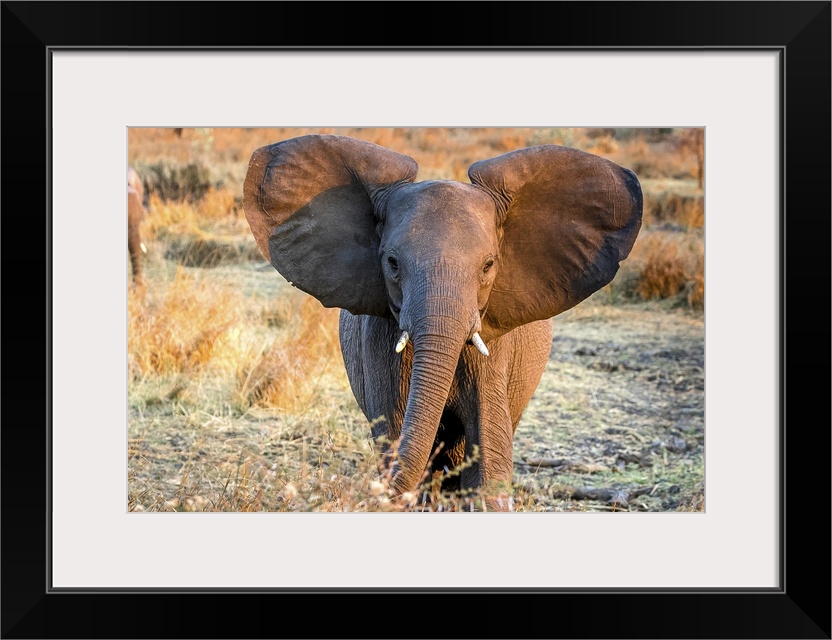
<box><xmin>127</xmin><ymin>166</ymin><xmax>145</xmax><ymax>286</ymax></box>
<box><xmin>243</xmin><ymin>135</ymin><xmax>642</xmax><ymax>510</ymax></box>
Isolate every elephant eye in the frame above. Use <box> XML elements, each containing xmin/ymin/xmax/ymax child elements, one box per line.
<box><xmin>388</xmin><ymin>256</ymin><xmax>399</xmax><ymax>272</ymax></box>
<box><xmin>483</xmin><ymin>258</ymin><xmax>495</xmax><ymax>274</ymax></box>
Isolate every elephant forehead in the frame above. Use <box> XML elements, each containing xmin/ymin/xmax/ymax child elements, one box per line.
<box><xmin>388</xmin><ymin>181</ymin><xmax>495</xmax><ymax>222</ymax></box>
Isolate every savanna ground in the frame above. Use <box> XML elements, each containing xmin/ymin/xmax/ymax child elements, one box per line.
<box><xmin>127</xmin><ymin>127</ymin><xmax>704</xmax><ymax>513</ymax></box>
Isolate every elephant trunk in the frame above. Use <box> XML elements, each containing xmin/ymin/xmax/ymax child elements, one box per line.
<box><xmin>390</xmin><ymin>294</ymin><xmax>471</xmax><ymax>495</ymax></box>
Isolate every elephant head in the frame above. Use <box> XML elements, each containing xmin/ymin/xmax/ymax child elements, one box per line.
<box><xmin>127</xmin><ymin>166</ymin><xmax>145</xmax><ymax>286</ymax></box>
<box><xmin>243</xmin><ymin>134</ymin><xmax>642</xmax><ymax>495</ymax></box>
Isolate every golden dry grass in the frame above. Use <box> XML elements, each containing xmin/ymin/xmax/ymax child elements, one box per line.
<box><xmin>235</xmin><ymin>297</ymin><xmax>342</xmax><ymax>412</ymax></box>
<box><xmin>633</xmin><ymin>232</ymin><xmax>705</xmax><ymax>309</ymax></box>
<box><xmin>128</xmin><ymin>268</ymin><xmax>243</xmax><ymax>377</ymax></box>
<box><xmin>143</xmin><ymin>188</ymin><xmax>247</xmax><ymax>239</ymax></box>
<box><xmin>198</xmin><ymin>187</ymin><xmax>240</xmax><ymax>220</ymax></box>
<box><xmin>129</xmin><ymin>126</ymin><xmax>705</xmax><ymax>194</ymax></box>
<box><xmin>643</xmin><ymin>190</ymin><xmax>704</xmax><ymax>229</ymax></box>
<box><xmin>141</xmin><ymin>189</ymin><xmax>259</xmax><ymax>268</ymax></box>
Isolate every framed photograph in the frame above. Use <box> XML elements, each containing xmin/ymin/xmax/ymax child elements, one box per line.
<box><xmin>3</xmin><ymin>2</ymin><xmax>829</xmax><ymax>638</ymax></box>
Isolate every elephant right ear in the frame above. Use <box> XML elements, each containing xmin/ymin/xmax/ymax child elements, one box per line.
<box><xmin>243</xmin><ymin>135</ymin><xmax>418</xmax><ymax>317</ymax></box>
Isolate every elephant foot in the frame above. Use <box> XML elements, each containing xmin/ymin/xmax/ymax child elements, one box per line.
<box><xmin>480</xmin><ymin>479</ymin><xmax>515</xmax><ymax>512</ymax></box>
<box><xmin>483</xmin><ymin>494</ymin><xmax>514</xmax><ymax>512</ymax></box>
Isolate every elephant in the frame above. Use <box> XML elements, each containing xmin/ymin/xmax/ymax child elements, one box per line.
<box><xmin>127</xmin><ymin>166</ymin><xmax>145</xmax><ymax>286</ymax></box>
<box><xmin>243</xmin><ymin>134</ymin><xmax>642</xmax><ymax>511</ymax></box>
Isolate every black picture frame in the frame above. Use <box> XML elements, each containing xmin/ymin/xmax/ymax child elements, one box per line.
<box><xmin>2</xmin><ymin>2</ymin><xmax>829</xmax><ymax>638</ymax></box>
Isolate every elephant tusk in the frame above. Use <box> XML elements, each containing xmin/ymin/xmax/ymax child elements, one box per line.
<box><xmin>140</xmin><ymin>242</ymin><xmax>147</xmax><ymax>254</ymax></box>
<box><xmin>394</xmin><ymin>331</ymin><xmax>409</xmax><ymax>354</ymax></box>
<box><xmin>471</xmin><ymin>332</ymin><xmax>489</xmax><ymax>356</ymax></box>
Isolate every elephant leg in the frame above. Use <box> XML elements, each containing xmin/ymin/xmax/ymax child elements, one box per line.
<box><xmin>338</xmin><ymin>311</ymin><xmax>411</xmax><ymax>465</ymax></box>
<box><xmin>506</xmin><ymin>319</ymin><xmax>554</xmax><ymax>430</ymax></box>
<box><xmin>470</xmin><ymin>386</ymin><xmax>515</xmax><ymax>512</ymax></box>
<box><xmin>446</xmin><ymin>339</ymin><xmax>514</xmax><ymax>511</ymax></box>
<box><xmin>128</xmin><ymin>228</ymin><xmax>142</xmax><ymax>285</ymax></box>
<box><xmin>452</xmin><ymin>321</ymin><xmax>553</xmax><ymax>511</ymax></box>
<box><xmin>455</xmin><ymin>401</ymin><xmax>514</xmax><ymax>511</ymax></box>
<box><xmin>127</xmin><ymin>188</ymin><xmax>144</xmax><ymax>286</ymax></box>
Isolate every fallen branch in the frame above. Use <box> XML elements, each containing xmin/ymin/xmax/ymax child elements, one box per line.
<box><xmin>517</xmin><ymin>458</ymin><xmax>570</xmax><ymax>469</ymax></box>
<box><xmin>552</xmin><ymin>485</ymin><xmax>655</xmax><ymax>506</ymax></box>
<box><xmin>517</xmin><ymin>459</ymin><xmax>611</xmax><ymax>474</ymax></box>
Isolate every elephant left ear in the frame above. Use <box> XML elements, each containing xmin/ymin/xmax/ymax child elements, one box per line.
<box><xmin>468</xmin><ymin>145</ymin><xmax>643</xmax><ymax>339</ymax></box>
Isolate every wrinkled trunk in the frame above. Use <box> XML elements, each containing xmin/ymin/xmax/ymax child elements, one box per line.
<box><xmin>390</xmin><ymin>303</ymin><xmax>468</xmax><ymax>495</ymax></box>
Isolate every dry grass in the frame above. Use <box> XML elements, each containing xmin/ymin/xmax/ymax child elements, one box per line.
<box><xmin>142</xmin><ymin>194</ymin><xmax>196</xmax><ymax>240</ymax></box>
<box><xmin>603</xmin><ymin>132</ymin><xmax>703</xmax><ymax>182</ymax></box>
<box><xmin>198</xmin><ymin>187</ymin><xmax>240</xmax><ymax>220</ymax></box>
<box><xmin>632</xmin><ymin>232</ymin><xmax>704</xmax><ymax>309</ymax></box>
<box><xmin>143</xmin><ymin>188</ymin><xmax>247</xmax><ymax>237</ymax></box>
<box><xmin>134</xmin><ymin>160</ymin><xmax>217</xmax><ymax>202</ymax></box>
<box><xmin>235</xmin><ymin>298</ymin><xmax>342</xmax><ymax>412</ymax></box>
<box><xmin>128</xmin><ymin>268</ymin><xmax>243</xmax><ymax>377</ymax></box>
<box><xmin>605</xmin><ymin>228</ymin><xmax>704</xmax><ymax>310</ymax></box>
<box><xmin>129</xmin><ymin>127</ymin><xmax>704</xmax><ymax>193</ymax></box>
<box><xmin>142</xmin><ymin>190</ymin><xmax>259</xmax><ymax>268</ymax></box>
<box><xmin>129</xmin><ymin>412</ymin><xmax>519</xmax><ymax>513</ymax></box>
<box><xmin>643</xmin><ymin>190</ymin><xmax>704</xmax><ymax>229</ymax></box>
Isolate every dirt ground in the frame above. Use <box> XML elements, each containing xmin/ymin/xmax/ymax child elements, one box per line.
<box><xmin>513</xmin><ymin>298</ymin><xmax>704</xmax><ymax>511</ymax></box>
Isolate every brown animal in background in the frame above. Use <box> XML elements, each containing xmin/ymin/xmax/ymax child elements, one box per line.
<box><xmin>244</xmin><ymin>135</ymin><xmax>642</xmax><ymax>510</ymax></box>
<box><xmin>127</xmin><ymin>166</ymin><xmax>145</xmax><ymax>286</ymax></box>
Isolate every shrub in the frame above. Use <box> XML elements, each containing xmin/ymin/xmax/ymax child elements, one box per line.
<box><xmin>644</xmin><ymin>191</ymin><xmax>704</xmax><ymax>228</ymax></box>
<box><xmin>142</xmin><ymin>191</ymin><xmax>260</xmax><ymax>268</ymax></box>
<box><xmin>634</xmin><ymin>232</ymin><xmax>704</xmax><ymax>309</ymax></box>
<box><xmin>135</xmin><ymin>161</ymin><xmax>218</xmax><ymax>202</ymax></box>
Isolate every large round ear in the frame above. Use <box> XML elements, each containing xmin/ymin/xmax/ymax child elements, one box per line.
<box><xmin>469</xmin><ymin>145</ymin><xmax>642</xmax><ymax>339</ymax></box>
<box><xmin>243</xmin><ymin>135</ymin><xmax>418</xmax><ymax>317</ymax></box>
